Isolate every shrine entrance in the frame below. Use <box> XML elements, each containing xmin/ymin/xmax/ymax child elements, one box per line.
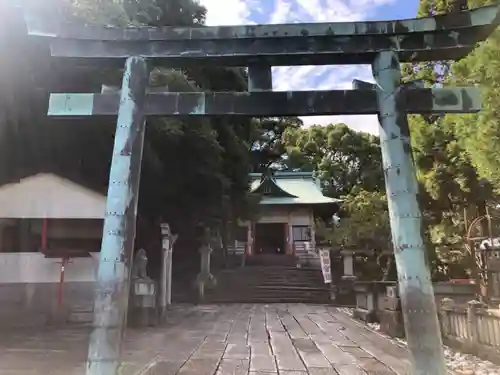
<box><xmin>26</xmin><ymin>3</ymin><xmax>500</xmax><ymax>375</ymax></box>
<box><xmin>255</xmin><ymin>223</ymin><xmax>285</xmax><ymax>255</ymax></box>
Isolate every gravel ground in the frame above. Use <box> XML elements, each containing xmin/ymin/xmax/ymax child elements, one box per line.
<box><xmin>340</xmin><ymin>308</ymin><xmax>499</xmax><ymax>375</ymax></box>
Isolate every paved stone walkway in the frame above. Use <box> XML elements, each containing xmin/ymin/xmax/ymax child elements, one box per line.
<box><xmin>0</xmin><ymin>304</ymin><xmax>412</xmax><ymax>375</ymax></box>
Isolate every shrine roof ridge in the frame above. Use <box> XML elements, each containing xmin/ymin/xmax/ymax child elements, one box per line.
<box><xmin>249</xmin><ymin>172</ymin><xmax>314</xmax><ymax>179</ymax></box>
<box><xmin>25</xmin><ymin>5</ymin><xmax>500</xmax><ymax>41</ymax></box>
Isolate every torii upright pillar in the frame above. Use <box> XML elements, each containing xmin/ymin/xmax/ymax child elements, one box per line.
<box><xmin>373</xmin><ymin>51</ymin><xmax>446</xmax><ymax>375</ymax></box>
<box><xmin>86</xmin><ymin>56</ymin><xmax>149</xmax><ymax>375</ymax></box>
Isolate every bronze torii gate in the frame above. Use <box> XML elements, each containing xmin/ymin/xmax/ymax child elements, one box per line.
<box><xmin>20</xmin><ymin>4</ymin><xmax>500</xmax><ymax>375</ymax></box>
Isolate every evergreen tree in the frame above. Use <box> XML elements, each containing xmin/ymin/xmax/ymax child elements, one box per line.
<box><xmin>402</xmin><ymin>0</ymin><xmax>498</xmax><ymax>276</ymax></box>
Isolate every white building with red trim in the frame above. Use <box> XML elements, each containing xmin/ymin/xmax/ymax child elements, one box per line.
<box><xmin>232</xmin><ymin>172</ymin><xmax>341</xmax><ymax>264</ymax></box>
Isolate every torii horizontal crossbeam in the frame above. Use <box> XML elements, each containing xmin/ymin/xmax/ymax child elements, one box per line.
<box><xmin>27</xmin><ymin>5</ymin><xmax>498</xmax><ymax>41</ymax></box>
<box><xmin>47</xmin><ymin>35</ymin><xmax>479</xmax><ymax>67</ymax></box>
<box><xmin>48</xmin><ymin>87</ymin><xmax>480</xmax><ymax>117</ymax></box>
<box><xmin>24</xmin><ymin>5</ymin><xmax>500</xmax><ymax>66</ymax></box>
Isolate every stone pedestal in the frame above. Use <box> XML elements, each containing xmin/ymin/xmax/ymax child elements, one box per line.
<box><xmin>353</xmin><ymin>282</ymin><xmax>377</xmax><ymax>323</ymax></box>
<box><xmin>128</xmin><ymin>279</ymin><xmax>158</xmax><ymax>327</ymax></box>
<box><xmin>379</xmin><ymin>309</ymin><xmax>404</xmax><ymax>338</ymax></box>
<box><xmin>329</xmin><ymin>285</ymin><xmax>337</xmax><ymax>302</ymax></box>
<box><xmin>378</xmin><ymin>285</ymin><xmax>404</xmax><ymax>338</ymax></box>
<box><xmin>487</xmin><ymin>258</ymin><xmax>500</xmax><ymax>305</ymax></box>
<box><xmin>335</xmin><ymin>249</ymin><xmax>357</xmax><ymax>305</ymax></box>
<box><xmin>340</xmin><ymin>250</ymin><xmax>356</xmax><ymax>280</ymax></box>
<box><xmin>196</xmin><ymin>244</ymin><xmax>217</xmax><ymax>302</ymax></box>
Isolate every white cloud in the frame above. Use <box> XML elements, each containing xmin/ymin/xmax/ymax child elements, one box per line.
<box><xmin>197</xmin><ymin>0</ymin><xmax>253</xmax><ymax>25</ymax></box>
<box><xmin>199</xmin><ymin>0</ymin><xmax>398</xmax><ymax>134</ymax></box>
<box><xmin>301</xmin><ymin>115</ymin><xmax>379</xmax><ymax>134</ymax></box>
<box><xmin>269</xmin><ymin>0</ymin><xmax>294</xmax><ymax>24</ymax></box>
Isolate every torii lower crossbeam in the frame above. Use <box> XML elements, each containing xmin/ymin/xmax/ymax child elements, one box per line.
<box><xmin>48</xmin><ymin>87</ymin><xmax>480</xmax><ymax>117</ymax></box>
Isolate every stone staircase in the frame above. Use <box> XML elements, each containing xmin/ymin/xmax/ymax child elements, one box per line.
<box><xmin>67</xmin><ymin>308</ymin><xmax>94</xmax><ymax>325</ymax></box>
<box><xmin>202</xmin><ymin>255</ymin><xmax>331</xmax><ymax>304</ymax></box>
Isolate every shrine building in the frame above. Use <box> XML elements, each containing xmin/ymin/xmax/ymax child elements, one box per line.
<box><xmin>231</xmin><ymin>171</ymin><xmax>341</xmax><ymax>263</ymax></box>
<box><xmin>0</xmin><ymin>173</ymin><xmax>105</xmax><ymax>326</ymax></box>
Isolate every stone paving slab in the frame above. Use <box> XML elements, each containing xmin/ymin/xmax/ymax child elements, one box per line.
<box><xmin>0</xmin><ymin>304</ymin><xmax>412</xmax><ymax>375</ymax></box>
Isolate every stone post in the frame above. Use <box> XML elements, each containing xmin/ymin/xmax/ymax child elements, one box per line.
<box><xmin>197</xmin><ymin>243</ymin><xmax>216</xmax><ymax>301</ymax></box>
<box><xmin>341</xmin><ymin>250</ymin><xmax>356</xmax><ymax>280</ymax></box>
<box><xmin>159</xmin><ymin>223</ymin><xmax>178</xmax><ymax>321</ymax></box>
<box><xmin>129</xmin><ymin>277</ymin><xmax>157</xmax><ymax>327</ymax></box>
<box><xmin>439</xmin><ymin>298</ymin><xmax>455</xmax><ymax>337</ymax></box>
<box><xmin>379</xmin><ymin>284</ymin><xmax>404</xmax><ymax>338</ymax></box>
<box><xmin>128</xmin><ymin>249</ymin><xmax>157</xmax><ymax>327</ymax></box>
<box><xmin>0</xmin><ymin>219</ymin><xmax>6</xmax><ymax>251</ymax></box>
<box><xmin>467</xmin><ymin>300</ymin><xmax>485</xmax><ymax>345</ymax></box>
<box><xmin>353</xmin><ymin>282</ymin><xmax>377</xmax><ymax>323</ymax></box>
<box><xmin>246</xmin><ymin>223</ymin><xmax>253</xmax><ymax>257</ymax></box>
<box><xmin>487</xmin><ymin>258</ymin><xmax>500</xmax><ymax>305</ymax></box>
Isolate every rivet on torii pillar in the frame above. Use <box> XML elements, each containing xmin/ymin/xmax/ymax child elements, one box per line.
<box><xmin>370</xmin><ymin>50</ymin><xmax>447</xmax><ymax>375</ymax></box>
<box><xmin>86</xmin><ymin>56</ymin><xmax>149</xmax><ymax>375</ymax></box>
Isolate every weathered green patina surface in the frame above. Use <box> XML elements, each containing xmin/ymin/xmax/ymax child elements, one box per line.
<box><xmin>27</xmin><ymin>4</ymin><xmax>500</xmax><ymax>40</ymax></box>
<box><xmin>48</xmin><ymin>87</ymin><xmax>481</xmax><ymax>117</ymax></box>
<box><xmin>23</xmin><ymin>4</ymin><xmax>500</xmax><ymax>66</ymax></box>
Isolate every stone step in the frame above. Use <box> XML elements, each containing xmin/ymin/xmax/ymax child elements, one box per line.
<box><xmin>213</xmin><ymin>290</ymin><xmax>326</xmax><ymax>297</ymax></box>
<box><xmin>214</xmin><ymin>283</ymin><xmax>327</xmax><ymax>290</ymax></box>
<box><xmin>207</xmin><ymin>291</ymin><xmax>329</xmax><ymax>298</ymax></box>
<box><xmin>256</xmin><ymin>285</ymin><xmax>329</xmax><ymax>290</ymax></box>
<box><xmin>205</xmin><ymin>294</ymin><xmax>330</xmax><ymax>302</ymax></box>
<box><xmin>172</xmin><ymin>293</ymin><xmax>331</xmax><ymax>304</ymax></box>
<box><xmin>68</xmin><ymin>310</ymin><xmax>94</xmax><ymax>325</ymax></box>
<box><xmin>173</xmin><ymin>264</ymin><xmax>330</xmax><ymax>304</ymax></box>
<box><xmin>215</xmin><ymin>268</ymin><xmax>324</xmax><ymax>276</ymax></box>
<box><xmin>215</xmin><ymin>278</ymin><xmax>325</xmax><ymax>285</ymax></box>
<box><xmin>216</xmin><ymin>278</ymin><xmax>324</xmax><ymax>284</ymax></box>
<box><xmin>205</xmin><ymin>289</ymin><xmax>330</xmax><ymax>297</ymax></box>
<box><xmin>216</xmin><ymin>268</ymin><xmax>323</xmax><ymax>274</ymax></box>
<box><xmin>245</xmin><ymin>255</ymin><xmax>297</xmax><ymax>267</ymax></box>
<box><xmin>213</xmin><ymin>284</ymin><xmax>329</xmax><ymax>291</ymax></box>
<box><xmin>205</xmin><ymin>286</ymin><xmax>330</xmax><ymax>302</ymax></box>
<box><xmin>202</xmin><ymin>297</ymin><xmax>330</xmax><ymax>303</ymax></box>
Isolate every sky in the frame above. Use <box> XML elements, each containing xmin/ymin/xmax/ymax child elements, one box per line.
<box><xmin>198</xmin><ymin>0</ymin><xmax>421</xmax><ymax>134</ymax></box>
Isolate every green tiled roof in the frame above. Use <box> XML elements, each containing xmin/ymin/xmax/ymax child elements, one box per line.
<box><xmin>250</xmin><ymin>172</ymin><xmax>341</xmax><ymax>205</ymax></box>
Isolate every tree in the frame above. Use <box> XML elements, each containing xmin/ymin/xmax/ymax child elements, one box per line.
<box><xmin>1</xmin><ymin>0</ymin><xmax>277</xmax><ymax>275</ymax></box>
<box><xmin>450</xmin><ymin>0</ymin><xmax>500</xmax><ymax>192</ymax></box>
<box><xmin>401</xmin><ymin>0</ymin><xmax>498</xmax><ymax>277</ymax></box>
<box><xmin>326</xmin><ymin>190</ymin><xmax>391</xmax><ymax>250</ymax></box>
<box><xmin>314</xmin><ymin>190</ymin><xmax>396</xmax><ymax>281</ymax></box>
<box><xmin>280</xmin><ymin>123</ymin><xmax>384</xmax><ymax>198</ymax></box>
<box><xmin>278</xmin><ymin>122</ymin><xmax>393</xmax><ymax>272</ymax></box>
<box><xmin>249</xmin><ymin>117</ymin><xmax>303</xmax><ymax>172</ymax></box>
<box><xmin>60</xmin><ymin>0</ymin><xmax>207</xmax><ymax>26</ymax></box>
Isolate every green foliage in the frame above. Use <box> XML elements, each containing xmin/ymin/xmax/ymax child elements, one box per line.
<box><xmin>0</xmin><ymin>0</ymin><xmax>279</xmax><ymax>263</ymax></box>
<box><xmin>280</xmin><ymin>123</ymin><xmax>384</xmax><ymax>198</ymax></box>
<box><xmin>250</xmin><ymin>117</ymin><xmax>303</xmax><ymax>172</ymax></box>
<box><xmin>400</xmin><ymin>0</ymin><xmax>500</xmax><ymax>275</ymax></box>
<box><xmin>314</xmin><ymin>191</ymin><xmax>392</xmax><ymax>281</ymax></box>
<box><xmin>329</xmin><ymin>191</ymin><xmax>391</xmax><ymax>251</ymax></box>
<box><xmin>61</xmin><ymin>0</ymin><xmax>206</xmax><ymax>26</ymax></box>
<box><xmin>278</xmin><ymin>122</ymin><xmax>390</xmax><ymax>253</ymax></box>
<box><xmin>451</xmin><ymin>26</ymin><xmax>500</xmax><ymax>193</ymax></box>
